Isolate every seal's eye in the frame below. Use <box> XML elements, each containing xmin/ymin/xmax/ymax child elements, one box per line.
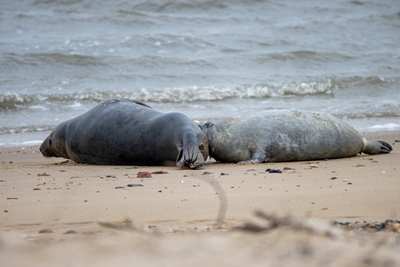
<box><xmin>49</xmin><ymin>138</ymin><xmax>52</xmax><ymax>146</ymax></box>
<box><xmin>199</xmin><ymin>144</ymin><xmax>205</xmax><ymax>151</ymax></box>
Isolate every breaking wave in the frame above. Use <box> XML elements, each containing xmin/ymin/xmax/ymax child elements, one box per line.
<box><xmin>4</xmin><ymin>74</ymin><xmax>397</xmax><ymax>110</ymax></box>
<box><xmin>0</xmin><ymin>79</ymin><xmax>333</xmax><ymax>110</ymax></box>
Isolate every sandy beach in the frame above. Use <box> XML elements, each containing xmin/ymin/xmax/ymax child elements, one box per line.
<box><xmin>1</xmin><ymin>131</ymin><xmax>399</xmax><ymax>266</ymax></box>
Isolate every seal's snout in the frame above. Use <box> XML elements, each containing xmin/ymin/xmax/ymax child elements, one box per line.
<box><xmin>176</xmin><ymin>130</ymin><xmax>209</xmax><ymax>169</ymax></box>
<box><xmin>39</xmin><ymin>137</ymin><xmax>51</xmax><ymax>157</ymax></box>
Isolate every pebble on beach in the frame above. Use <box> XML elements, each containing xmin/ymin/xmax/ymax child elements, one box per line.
<box><xmin>266</xmin><ymin>168</ymin><xmax>282</xmax><ymax>173</ymax></box>
<box><xmin>137</xmin><ymin>172</ymin><xmax>152</xmax><ymax>178</ymax></box>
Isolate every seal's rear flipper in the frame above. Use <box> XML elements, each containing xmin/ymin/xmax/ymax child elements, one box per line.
<box><xmin>362</xmin><ymin>138</ymin><xmax>393</xmax><ymax>155</ymax></box>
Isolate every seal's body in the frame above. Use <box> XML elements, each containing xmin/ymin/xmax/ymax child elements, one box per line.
<box><xmin>40</xmin><ymin>99</ymin><xmax>208</xmax><ymax>169</ymax></box>
<box><xmin>199</xmin><ymin>110</ymin><xmax>392</xmax><ymax>163</ymax></box>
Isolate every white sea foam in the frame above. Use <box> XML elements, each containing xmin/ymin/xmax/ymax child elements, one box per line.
<box><xmin>28</xmin><ymin>105</ymin><xmax>50</xmax><ymax>111</ymax></box>
<box><xmin>20</xmin><ymin>140</ymin><xmax>43</xmax><ymax>146</ymax></box>
<box><xmin>368</xmin><ymin>123</ymin><xmax>400</xmax><ymax>131</ymax></box>
<box><xmin>0</xmin><ymin>140</ymin><xmax>43</xmax><ymax>148</ymax></box>
<box><xmin>67</xmin><ymin>102</ymin><xmax>83</xmax><ymax>108</ymax></box>
<box><xmin>133</xmin><ymin>81</ymin><xmax>332</xmax><ymax>103</ymax></box>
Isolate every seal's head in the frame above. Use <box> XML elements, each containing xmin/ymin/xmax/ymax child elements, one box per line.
<box><xmin>176</xmin><ymin>129</ymin><xmax>209</xmax><ymax>169</ymax></box>
<box><xmin>40</xmin><ymin>134</ymin><xmax>55</xmax><ymax>157</ymax></box>
<box><xmin>40</xmin><ymin>125</ymin><xmax>69</xmax><ymax>159</ymax></box>
<box><xmin>198</xmin><ymin>122</ymin><xmax>215</xmax><ymax>155</ymax></box>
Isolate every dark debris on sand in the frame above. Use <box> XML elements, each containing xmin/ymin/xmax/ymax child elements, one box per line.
<box><xmin>235</xmin><ymin>211</ymin><xmax>400</xmax><ymax>234</ymax></box>
<box><xmin>334</xmin><ymin>220</ymin><xmax>400</xmax><ymax>233</ymax></box>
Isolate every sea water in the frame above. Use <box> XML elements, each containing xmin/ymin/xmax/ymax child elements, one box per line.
<box><xmin>1</xmin><ymin>0</ymin><xmax>399</xmax><ymax>146</ymax></box>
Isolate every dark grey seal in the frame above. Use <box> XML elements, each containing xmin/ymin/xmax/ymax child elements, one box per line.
<box><xmin>199</xmin><ymin>110</ymin><xmax>392</xmax><ymax>163</ymax></box>
<box><xmin>40</xmin><ymin>99</ymin><xmax>208</xmax><ymax>169</ymax></box>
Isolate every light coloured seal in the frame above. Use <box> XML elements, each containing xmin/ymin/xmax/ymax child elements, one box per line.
<box><xmin>40</xmin><ymin>99</ymin><xmax>208</xmax><ymax>169</ymax></box>
<box><xmin>199</xmin><ymin>110</ymin><xmax>392</xmax><ymax>163</ymax></box>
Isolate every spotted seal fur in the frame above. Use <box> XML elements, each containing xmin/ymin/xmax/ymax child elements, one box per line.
<box><xmin>199</xmin><ymin>110</ymin><xmax>392</xmax><ymax>163</ymax></box>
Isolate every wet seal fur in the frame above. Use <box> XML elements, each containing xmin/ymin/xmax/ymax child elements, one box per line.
<box><xmin>40</xmin><ymin>99</ymin><xmax>208</xmax><ymax>169</ymax></box>
<box><xmin>199</xmin><ymin>110</ymin><xmax>392</xmax><ymax>163</ymax></box>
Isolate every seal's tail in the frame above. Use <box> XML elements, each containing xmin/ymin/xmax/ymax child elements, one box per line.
<box><xmin>362</xmin><ymin>138</ymin><xmax>393</xmax><ymax>155</ymax></box>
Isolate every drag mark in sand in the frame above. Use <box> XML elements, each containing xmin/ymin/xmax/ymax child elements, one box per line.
<box><xmin>195</xmin><ymin>172</ymin><xmax>228</xmax><ymax>229</ymax></box>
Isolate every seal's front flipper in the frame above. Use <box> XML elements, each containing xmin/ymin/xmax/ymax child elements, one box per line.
<box><xmin>250</xmin><ymin>151</ymin><xmax>267</xmax><ymax>163</ymax></box>
<box><xmin>176</xmin><ymin>149</ymin><xmax>185</xmax><ymax>168</ymax></box>
<box><xmin>238</xmin><ymin>151</ymin><xmax>266</xmax><ymax>164</ymax></box>
<box><xmin>362</xmin><ymin>138</ymin><xmax>393</xmax><ymax>155</ymax></box>
<box><xmin>176</xmin><ymin>146</ymin><xmax>205</xmax><ymax>169</ymax></box>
